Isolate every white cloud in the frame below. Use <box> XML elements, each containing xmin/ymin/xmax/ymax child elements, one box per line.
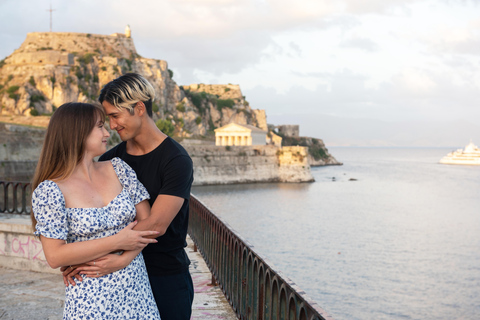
<box><xmin>342</xmin><ymin>0</ymin><xmax>420</xmax><ymax>14</ymax></box>
<box><xmin>393</xmin><ymin>68</ymin><xmax>437</xmax><ymax>94</ymax></box>
<box><xmin>339</xmin><ymin>36</ymin><xmax>379</xmax><ymax>51</ymax></box>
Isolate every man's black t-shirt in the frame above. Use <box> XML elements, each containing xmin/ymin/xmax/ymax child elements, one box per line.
<box><xmin>99</xmin><ymin>137</ymin><xmax>194</xmax><ymax>276</ymax></box>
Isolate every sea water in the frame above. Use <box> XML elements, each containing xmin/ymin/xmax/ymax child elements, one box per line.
<box><xmin>191</xmin><ymin>147</ymin><xmax>480</xmax><ymax>320</ymax></box>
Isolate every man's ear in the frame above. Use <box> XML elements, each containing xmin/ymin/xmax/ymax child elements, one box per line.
<box><xmin>135</xmin><ymin>101</ymin><xmax>146</xmax><ymax>116</ymax></box>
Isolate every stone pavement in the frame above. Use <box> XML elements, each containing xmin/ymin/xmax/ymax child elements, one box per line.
<box><xmin>0</xmin><ymin>237</ymin><xmax>237</xmax><ymax>320</ymax></box>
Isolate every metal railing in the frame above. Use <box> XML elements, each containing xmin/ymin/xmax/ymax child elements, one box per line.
<box><xmin>0</xmin><ymin>181</ymin><xmax>32</xmax><ymax>214</ymax></box>
<box><xmin>188</xmin><ymin>195</ymin><xmax>334</xmax><ymax>320</ymax></box>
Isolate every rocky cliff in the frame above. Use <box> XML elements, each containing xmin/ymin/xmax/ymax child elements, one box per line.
<box><xmin>279</xmin><ymin>135</ymin><xmax>342</xmax><ymax>166</ymax></box>
<box><xmin>0</xmin><ymin>32</ymin><xmax>266</xmax><ymax>137</ymax></box>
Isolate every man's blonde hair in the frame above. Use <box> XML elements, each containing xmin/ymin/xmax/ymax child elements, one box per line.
<box><xmin>99</xmin><ymin>73</ymin><xmax>156</xmax><ymax>117</ymax></box>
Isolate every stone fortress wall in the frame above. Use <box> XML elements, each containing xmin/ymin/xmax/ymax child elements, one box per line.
<box><xmin>0</xmin><ymin>123</ymin><xmax>314</xmax><ymax>184</ymax></box>
<box><xmin>182</xmin><ymin>83</ymin><xmax>244</xmax><ymax>101</ymax></box>
<box><xmin>7</xmin><ymin>32</ymin><xmax>137</xmax><ymax>62</ymax></box>
<box><xmin>0</xmin><ymin>123</ymin><xmax>45</xmax><ymax>180</ymax></box>
<box><xmin>185</xmin><ymin>144</ymin><xmax>313</xmax><ymax>185</ymax></box>
<box><xmin>9</xmin><ymin>51</ymin><xmax>74</xmax><ymax>66</ymax></box>
<box><xmin>277</xmin><ymin>125</ymin><xmax>299</xmax><ymax>137</ymax></box>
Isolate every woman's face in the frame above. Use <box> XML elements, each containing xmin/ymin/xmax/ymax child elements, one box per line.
<box><xmin>84</xmin><ymin>115</ymin><xmax>110</xmax><ymax>158</ymax></box>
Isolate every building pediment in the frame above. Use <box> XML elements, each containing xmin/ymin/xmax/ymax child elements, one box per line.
<box><xmin>215</xmin><ymin>123</ymin><xmax>267</xmax><ymax>133</ymax></box>
<box><xmin>215</xmin><ymin>123</ymin><xmax>252</xmax><ymax>133</ymax></box>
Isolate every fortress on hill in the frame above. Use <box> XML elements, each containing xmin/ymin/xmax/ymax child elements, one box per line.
<box><xmin>8</xmin><ymin>32</ymin><xmax>136</xmax><ymax>65</ymax></box>
<box><xmin>0</xmin><ymin>29</ymin><xmax>341</xmax><ymax>184</ymax></box>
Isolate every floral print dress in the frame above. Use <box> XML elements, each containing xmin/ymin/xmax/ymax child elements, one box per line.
<box><xmin>33</xmin><ymin>157</ymin><xmax>160</xmax><ymax>319</ymax></box>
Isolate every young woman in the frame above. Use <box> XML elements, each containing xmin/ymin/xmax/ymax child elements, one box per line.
<box><xmin>31</xmin><ymin>102</ymin><xmax>161</xmax><ymax>319</ymax></box>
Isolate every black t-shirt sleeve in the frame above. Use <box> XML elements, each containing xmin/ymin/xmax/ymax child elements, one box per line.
<box><xmin>158</xmin><ymin>155</ymin><xmax>193</xmax><ymax>200</ymax></box>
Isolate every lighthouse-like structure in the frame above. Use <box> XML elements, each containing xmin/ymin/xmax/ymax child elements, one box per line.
<box><xmin>125</xmin><ymin>24</ymin><xmax>131</xmax><ymax>38</ymax></box>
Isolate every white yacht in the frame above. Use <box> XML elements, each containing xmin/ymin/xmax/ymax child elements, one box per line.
<box><xmin>440</xmin><ymin>141</ymin><xmax>480</xmax><ymax>165</ymax></box>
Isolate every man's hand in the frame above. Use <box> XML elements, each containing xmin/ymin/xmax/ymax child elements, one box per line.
<box><xmin>61</xmin><ymin>265</ymin><xmax>84</xmax><ymax>287</ymax></box>
<box><xmin>115</xmin><ymin>220</ymin><xmax>159</xmax><ymax>250</ymax></box>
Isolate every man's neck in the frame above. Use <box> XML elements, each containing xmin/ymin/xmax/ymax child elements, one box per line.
<box><xmin>126</xmin><ymin>119</ymin><xmax>167</xmax><ymax>156</ymax></box>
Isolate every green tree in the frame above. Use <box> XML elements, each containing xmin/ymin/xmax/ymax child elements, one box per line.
<box><xmin>155</xmin><ymin>119</ymin><xmax>175</xmax><ymax>136</ymax></box>
<box><xmin>176</xmin><ymin>102</ymin><xmax>185</xmax><ymax>113</ymax></box>
<box><xmin>216</xmin><ymin>99</ymin><xmax>235</xmax><ymax>110</ymax></box>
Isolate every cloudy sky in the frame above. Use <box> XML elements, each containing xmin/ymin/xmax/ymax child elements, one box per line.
<box><xmin>1</xmin><ymin>0</ymin><xmax>479</xmax><ymax>146</ymax></box>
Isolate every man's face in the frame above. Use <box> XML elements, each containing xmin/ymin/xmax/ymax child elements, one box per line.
<box><xmin>102</xmin><ymin>101</ymin><xmax>141</xmax><ymax>141</ymax></box>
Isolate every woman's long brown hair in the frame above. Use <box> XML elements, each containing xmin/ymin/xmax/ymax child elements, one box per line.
<box><xmin>31</xmin><ymin>102</ymin><xmax>106</xmax><ymax>229</ymax></box>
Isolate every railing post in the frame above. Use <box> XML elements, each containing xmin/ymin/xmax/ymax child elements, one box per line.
<box><xmin>0</xmin><ymin>181</ymin><xmax>31</xmax><ymax>215</ymax></box>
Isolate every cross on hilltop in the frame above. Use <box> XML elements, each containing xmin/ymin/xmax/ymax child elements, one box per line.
<box><xmin>47</xmin><ymin>4</ymin><xmax>55</xmax><ymax>32</ymax></box>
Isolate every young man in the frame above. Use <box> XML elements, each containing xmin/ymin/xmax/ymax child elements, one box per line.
<box><xmin>99</xmin><ymin>73</ymin><xmax>194</xmax><ymax>319</ymax></box>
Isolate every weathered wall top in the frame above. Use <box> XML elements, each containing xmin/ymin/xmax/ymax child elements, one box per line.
<box><xmin>8</xmin><ymin>50</ymin><xmax>74</xmax><ymax>66</ymax></box>
<box><xmin>7</xmin><ymin>32</ymin><xmax>137</xmax><ymax>61</ymax></box>
<box><xmin>183</xmin><ymin>83</ymin><xmax>243</xmax><ymax>100</ymax></box>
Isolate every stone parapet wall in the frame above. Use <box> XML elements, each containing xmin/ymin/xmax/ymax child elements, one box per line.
<box><xmin>0</xmin><ymin>214</ymin><xmax>54</xmax><ymax>273</ymax></box>
<box><xmin>0</xmin><ymin>161</ymin><xmax>37</xmax><ymax>181</ymax></box>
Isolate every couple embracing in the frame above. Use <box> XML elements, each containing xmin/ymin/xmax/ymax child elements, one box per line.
<box><xmin>31</xmin><ymin>73</ymin><xmax>194</xmax><ymax>319</ymax></box>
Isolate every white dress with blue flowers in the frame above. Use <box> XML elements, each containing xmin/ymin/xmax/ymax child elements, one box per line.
<box><xmin>33</xmin><ymin>157</ymin><xmax>161</xmax><ymax>320</ymax></box>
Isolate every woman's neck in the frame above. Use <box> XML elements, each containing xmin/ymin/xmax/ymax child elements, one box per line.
<box><xmin>70</xmin><ymin>155</ymin><xmax>97</xmax><ymax>182</ymax></box>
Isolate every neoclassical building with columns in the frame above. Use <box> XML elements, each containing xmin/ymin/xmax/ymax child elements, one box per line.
<box><xmin>214</xmin><ymin>123</ymin><xmax>268</xmax><ymax>146</ymax></box>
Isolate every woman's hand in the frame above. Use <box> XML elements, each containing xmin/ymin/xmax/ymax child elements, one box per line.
<box><xmin>115</xmin><ymin>220</ymin><xmax>159</xmax><ymax>251</ymax></box>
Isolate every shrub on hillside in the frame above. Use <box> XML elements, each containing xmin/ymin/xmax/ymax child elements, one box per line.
<box><xmin>155</xmin><ymin>119</ymin><xmax>175</xmax><ymax>136</ymax></box>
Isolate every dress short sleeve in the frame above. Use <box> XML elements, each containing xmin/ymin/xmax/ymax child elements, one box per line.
<box><xmin>32</xmin><ymin>180</ymin><xmax>68</xmax><ymax>240</ymax></box>
<box><xmin>111</xmin><ymin>157</ymin><xmax>150</xmax><ymax>205</ymax></box>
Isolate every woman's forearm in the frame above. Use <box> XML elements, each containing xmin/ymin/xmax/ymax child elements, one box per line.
<box><xmin>41</xmin><ymin>234</ymin><xmax>122</xmax><ymax>269</ymax></box>
<box><xmin>41</xmin><ymin>221</ymin><xmax>158</xmax><ymax>269</ymax></box>
<box><xmin>119</xmin><ymin>249</ymin><xmax>141</xmax><ymax>266</ymax></box>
